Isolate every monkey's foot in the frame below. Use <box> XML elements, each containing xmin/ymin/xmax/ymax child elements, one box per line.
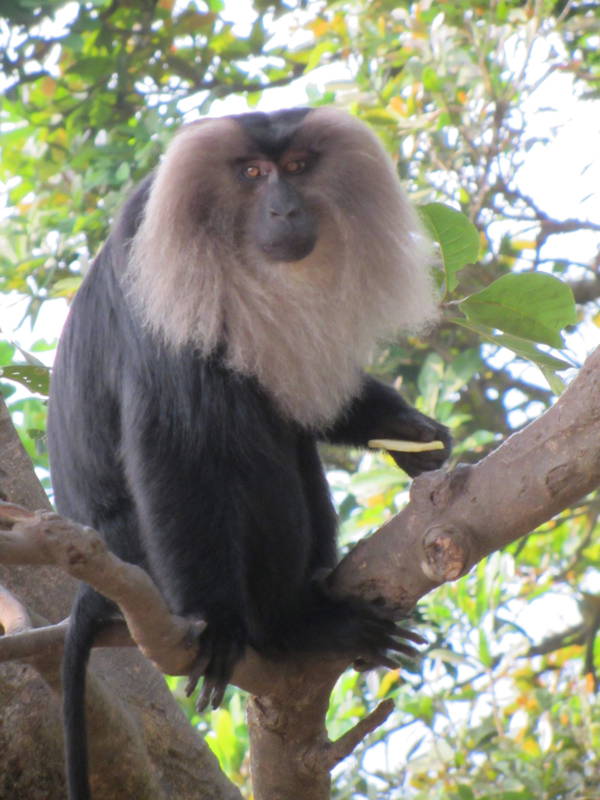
<box><xmin>303</xmin><ymin>588</ymin><xmax>426</xmax><ymax>671</ymax></box>
<box><xmin>350</xmin><ymin>604</ymin><xmax>426</xmax><ymax>671</ymax></box>
<box><xmin>184</xmin><ymin>616</ymin><xmax>247</xmax><ymax>712</ymax></box>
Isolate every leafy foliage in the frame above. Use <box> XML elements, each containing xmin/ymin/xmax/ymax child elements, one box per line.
<box><xmin>2</xmin><ymin>1</ymin><xmax>600</xmax><ymax>798</ymax></box>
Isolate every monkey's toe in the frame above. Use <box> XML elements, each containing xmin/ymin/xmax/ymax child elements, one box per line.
<box><xmin>185</xmin><ymin>618</ymin><xmax>246</xmax><ymax>711</ymax></box>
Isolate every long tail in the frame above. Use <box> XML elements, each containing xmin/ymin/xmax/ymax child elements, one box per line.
<box><xmin>63</xmin><ymin>589</ymin><xmax>112</xmax><ymax>800</ymax></box>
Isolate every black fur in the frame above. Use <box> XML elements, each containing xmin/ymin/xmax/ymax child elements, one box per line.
<box><xmin>234</xmin><ymin>107</ymin><xmax>312</xmax><ymax>157</ymax></box>
<box><xmin>47</xmin><ymin>110</ymin><xmax>451</xmax><ymax>800</ymax></box>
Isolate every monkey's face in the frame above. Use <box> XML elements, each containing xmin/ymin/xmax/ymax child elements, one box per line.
<box><xmin>126</xmin><ymin>106</ymin><xmax>438</xmax><ymax>423</ymax></box>
<box><xmin>238</xmin><ymin>155</ymin><xmax>318</xmax><ymax>263</ymax></box>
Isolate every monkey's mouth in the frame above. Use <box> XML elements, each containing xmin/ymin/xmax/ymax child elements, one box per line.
<box><xmin>260</xmin><ymin>236</ymin><xmax>316</xmax><ymax>262</ymax></box>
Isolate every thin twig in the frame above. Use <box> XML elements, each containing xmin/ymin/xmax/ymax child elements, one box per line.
<box><xmin>322</xmin><ymin>698</ymin><xmax>395</xmax><ymax>770</ymax></box>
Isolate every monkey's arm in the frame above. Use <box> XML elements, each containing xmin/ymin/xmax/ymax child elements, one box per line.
<box><xmin>323</xmin><ymin>375</ymin><xmax>451</xmax><ymax>476</ymax></box>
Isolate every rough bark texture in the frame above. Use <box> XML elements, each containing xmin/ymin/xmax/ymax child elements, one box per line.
<box><xmin>0</xmin><ymin>397</ymin><xmax>243</xmax><ymax>800</ymax></box>
<box><xmin>333</xmin><ymin>345</ymin><xmax>600</xmax><ymax>608</ymax></box>
<box><xmin>1</xmin><ymin>345</ymin><xmax>600</xmax><ymax>799</ymax></box>
<box><xmin>247</xmin><ymin>345</ymin><xmax>600</xmax><ymax>800</ymax></box>
<box><xmin>247</xmin><ymin>667</ymin><xmax>336</xmax><ymax>800</ymax></box>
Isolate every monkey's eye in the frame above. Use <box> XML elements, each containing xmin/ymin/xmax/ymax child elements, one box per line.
<box><xmin>241</xmin><ymin>164</ymin><xmax>264</xmax><ymax>180</ymax></box>
<box><xmin>283</xmin><ymin>159</ymin><xmax>307</xmax><ymax>175</ymax></box>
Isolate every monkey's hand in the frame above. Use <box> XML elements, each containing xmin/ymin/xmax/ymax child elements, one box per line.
<box><xmin>185</xmin><ymin>613</ymin><xmax>247</xmax><ymax>712</ymax></box>
<box><xmin>323</xmin><ymin>376</ymin><xmax>450</xmax><ymax>476</ymax></box>
<box><xmin>374</xmin><ymin>407</ymin><xmax>451</xmax><ymax>477</ymax></box>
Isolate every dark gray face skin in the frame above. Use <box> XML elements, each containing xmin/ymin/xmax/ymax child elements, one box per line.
<box><xmin>234</xmin><ymin>109</ymin><xmax>319</xmax><ymax>262</ymax></box>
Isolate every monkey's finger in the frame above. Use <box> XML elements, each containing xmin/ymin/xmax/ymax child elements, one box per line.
<box><xmin>358</xmin><ymin>630</ymin><xmax>409</xmax><ymax>659</ymax></box>
<box><xmin>379</xmin><ymin>643</ymin><xmax>423</xmax><ymax>666</ymax></box>
<box><xmin>373</xmin><ymin>653</ymin><xmax>402</xmax><ymax>670</ymax></box>
<box><xmin>210</xmin><ymin>680</ymin><xmax>226</xmax><ymax>710</ymax></box>
<box><xmin>374</xmin><ymin>633</ymin><xmax>420</xmax><ymax>659</ymax></box>
<box><xmin>393</xmin><ymin>627</ymin><xmax>427</xmax><ymax>645</ymax></box>
<box><xmin>388</xmin><ymin>416</ymin><xmax>440</xmax><ymax>443</ymax></box>
<box><xmin>185</xmin><ymin>673</ymin><xmax>200</xmax><ymax>698</ymax></box>
<box><xmin>356</xmin><ymin>652</ymin><xmax>403</xmax><ymax>671</ymax></box>
<box><xmin>389</xmin><ymin>641</ymin><xmax>420</xmax><ymax>658</ymax></box>
<box><xmin>354</xmin><ymin>651</ymin><xmax>405</xmax><ymax>671</ymax></box>
<box><xmin>196</xmin><ymin>680</ymin><xmax>215</xmax><ymax>713</ymax></box>
<box><xmin>195</xmin><ymin>676</ymin><xmax>227</xmax><ymax>713</ymax></box>
<box><xmin>361</xmin><ymin>620</ymin><xmax>424</xmax><ymax>658</ymax></box>
<box><xmin>185</xmin><ymin>650</ymin><xmax>212</xmax><ymax>697</ymax></box>
<box><xmin>389</xmin><ymin>450</ymin><xmax>448</xmax><ymax>477</ymax></box>
<box><xmin>388</xmin><ymin>627</ymin><xmax>425</xmax><ymax>651</ymax></box>
<box><xmin>365</xmin><ymin>606</ymin><xmax>427</xmax><ymax>644</ymax></box>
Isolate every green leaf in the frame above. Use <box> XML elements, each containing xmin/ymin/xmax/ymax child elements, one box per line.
<box><xmin>538</xmin><ymin>365</ymin><xmax>567</xmax><ymax>396</ymax></box>
<box><xmin>478</xmin><ymin>629</ymin><xmax>492</xmax><ymax>668</ymax></box>
<box><xmin>348</xmin><ymin>468</ymin><xmax>404</xmax><ymax>495</ymax></box>
<box><xmin>443</xmin><ymin>348</ymin><xmax>482</xmax><ymax>394</ymax></box>
<box><xmin>417</xmin><ymin>353</ymin><xmax>444</xmax><ymax>403</ymax></box>
<box><xmin>0</xmin><ymin>341</ymin><xmax>15</xmax><ymax>363</ymax></box>
<box><xmin>403</xmin><ymin>694</ymin><xmax>435</xmax><ymax>723</ymax></box>
<box><xmin>67</xmin><ymin>57</ymin><xmax>116</xmax><ymax>80</ymax></box>
<box><xmin>115</xmin><ymin>162</ymin><xmax>131</xmax><ymax>182</ymax></box>
<box><xmin>207</xmin><ymin>709</ymin><xmax>237</xmax><ymax>764</ymax></box>
<box><xmin>449</xmin><ymin>317</ymin><xmax>574</xmax><ymax>394</ymax></box>
<box><xmin>0</xmin><ymin>365</ymin><xmax>51</xmax><ymax>396</ymax></box>
<box><xmin>420</xmin><ymin>203</ymin><xmax>479</xmax><ymax>292</ymax></box>
<box><xmin>51</xmin><ymin>276</ymin><xmax>84</xmax><ymax>297</ymax></box>
<box><xmin>305</xmin><ymin>40</ymin><xmax>337</xmax><ymax>72</ymax></box>
<box><xmin>422</xmin><ymin>65</ymin><xmax>443</xmax><ymax>92</ymax></box>
<box><xmin>459</xmin><ymin>272</ymin><xmax>577</xmax><ymax>348</ymax></box>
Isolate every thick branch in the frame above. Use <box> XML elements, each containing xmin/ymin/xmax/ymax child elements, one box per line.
<box><xmin>0</xmin><ymin>503</ymin><xmax>293</xmax><ymax>698</ymax></box>
<box><xmin>0</xmin><ymin>581</ymin><xmax>32</xmax><ymax>633</ymax></box>
<box><xmin>0</xmin><ymin>395</ymin><xmax>243</xmax><ymax>800</ymax></box>
<box><xmin>332</xmin><ymin>345</ymin><xmax>600</xmax><ymax>610</ymax></box>
<box><xmin>0</xmin><ymin>614</ymin><xmax>134</xmax><ymax>662</ymax></box>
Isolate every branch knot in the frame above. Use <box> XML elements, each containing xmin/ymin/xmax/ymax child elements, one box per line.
<box><xmin>422</xmin><ymin>524</ymin><xmax>469</xmax><ymax>582</ymax></box>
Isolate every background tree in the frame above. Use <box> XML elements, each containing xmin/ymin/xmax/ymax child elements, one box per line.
<box><xmin>1</xmin><ymin>1</ymin><xmax>599</xmax><ymax>798</ymax></box>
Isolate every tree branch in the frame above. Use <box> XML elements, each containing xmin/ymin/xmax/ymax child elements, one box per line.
<box><xmin>0</xmin><ymin>505</ymin><xmax>204</xmax><ymax>672</ymax></box>
<box><xmin>332</xmin><ymin>345</ymin><xmax>600</xmax><ymax>611</ymax></box>
<box><xmin>321</xmin><ymin>698</ymin><xmax>395</xmax><ymax>770</ymax></box>
<box><xmin>0</xmin><ymin>612</ymin><xmax>134</xmax><ymax>662</ymax></box>
<box><xmin>2</xmin><ymin>345</ymin><xmax>600</xmax><ymax>799</ymax></box>
<box><xmin>0</xmin><ymin>502</ymin><xmax>292</xmax><ymax>698</ymax></box>
<box><xmin>0</xmin><ymin>396</ymin><xmax>244</xmax><ymax>800</ymax></box>
<box><xmin>0</xmin><ymin>581</ymin><xmax>32</xmax><ymax>633</ymax></box>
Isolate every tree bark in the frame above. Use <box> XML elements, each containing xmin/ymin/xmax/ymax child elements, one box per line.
<box><xmin>241</xmin><ymin>347</ymin><xmax>600</xmax><ymax>799</ymax></box>
<box><xmin>333</xmin><ymin>344</ymin><xmax>600</xmax><ymax>607</ymax></box>
<box><xmin>0</xmin><ymin>397</ymin><xmax>242</xmax><ymax>800</ymax></box>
